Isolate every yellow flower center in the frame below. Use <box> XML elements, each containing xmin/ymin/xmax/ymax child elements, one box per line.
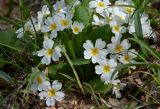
<box><xmin>113</xmin><ymin>25</ymin><xmax>120</xmax><ymax>32</ymax></box>
<box><xmin>124</xmin><ymin>54</ymin><xmax>130</xmax><ymax>62</ymax></box>
<box><xmin>103</xmin><ymin>65</ymin><xmax>111</xmax><ymax>73</ymax></box>
<box><xmin>97</xmin><ymin>2</ymin><xmax>105</xmax><ymax>8</ymax></box>
<box><xmin>47</xmin><ymin>49</ymin><xmax>53</xmax><ymax>57</ymax></box>
<box><xmin>125</xmin><ymin>7</ymin><xmax>133</xmax><ymax>14</ymax></box>
<box><xmin>50</xmin><ymin>23</ymin><xmax>57</xmax><ymax>30</ymax></box>
<box><xmin>73</xmin><ymin>26</ymin><xmax>80</xmax><ymax>33</ymax></box>
<box><xmin>91</xmin><ymin>48</ymin><xmax>99</xmax><ymax>56</ymax></box>
<box><xmin>48</xmin><ymin>89</ymin><xmax>56</xmax><ymax>97</ymax></box>
<box><xmin>115</xmin><ymin>44</ymin><xmax>123</xmax><ymax>53</ymax></box>
<box><xmin>36</xmin><ymin>76</ymin><xmax>43</xmax><ymax>84</ymax></box>
<box><xmin>61</xmin><ymin>20</ymin><xmax>69</xmax><ymax>27</ymax></box>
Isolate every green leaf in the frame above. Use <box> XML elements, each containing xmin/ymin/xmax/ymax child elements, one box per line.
<box><xmin>87</xmin><ymin>25</ymin><xmax>112</xmax><ymax>43</ymax></box>
<box><xmin>0</xmin><ymin>70</ymin><xmax>12</xmax><ymax>84</ymax></box>
<box><xmin>89</xmin><ymin>77</ymin><xmax>112</xmax><ymax>94</ymax></box>
<box><xmin>49</xmin><ymin>62</ymin><xmax>67</xmax><ymax>76</ymax></box>
<box><xmin>134</xmin><ymin>9</ymin><xmax>143</xmax><ymax>39</ymax></box>
<box><xmin>81</xmin><ymin>0</ymin><xmax>91</xmax><ymax>7</ymax></box>
<box><xmin>66</xmin><ymin>0</ymin><xmax>77</xmax><ymax>5</ymax></box>
<box><xmin>0</xmin><ymin>29</ymin><xmax>24</xmax><ymax>51</ymax></box>
<box><xmin>71</xmin><ymin>58</ymin><xmax>90</xmax><ymax>65</ymax></box>
<box><xmin>59</xmin><ymin>31</ymin><xmax>77</xmax><ymax>59</ymax></box>
<box><xmin>74</xmin><ymin>5</ymin><xmax>90</xmax><ymax>27</ymax></box>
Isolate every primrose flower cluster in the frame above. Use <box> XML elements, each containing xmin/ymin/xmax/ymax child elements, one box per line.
<box><xmin>83</xmin><ymin>0</ymin><xmax>155</xmax><ymax>98</ymax></box>
<box><xmin>31</xmin><ymin>71</ymin><xmax>64</xmax><ymax>106</ymax></box>
<box><xmin>16</xmin><ymin>0</ymin><xmax>84</xmax><ymax>107</ymax></box>
<box><xmin>83</xmin><ymin>36</ymin><xmax>137</xmax><ymax>98</ymax></box>
<box><xmin>90</xmin><ymin>0</ymin><xmax>155</xmax><ymax>38</ymax></box>
<box><xmin>15</xmin><ymin>0</ymin><xmax>156</xmax><ymax>106</ymax></box>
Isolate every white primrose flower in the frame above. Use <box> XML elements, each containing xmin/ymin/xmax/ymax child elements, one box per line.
<box><xmin>107</xmin><ymin>36</ymin><xmax>131</xmax><ymax>54</ymax></box>
<box><xmin>57</xmin><ymin>12</ymin><xmax>73</xmax><ymax>30</ymax></box>
<box><xmin>31</xmin><ymin>72</ymin><xmax>46</xmax><ymax>92</ymax></box>
<box><xmin>95</xmin><ymin>58</ymin><xmax>117</xmax><ymax>82</ymax></box>
<box><xmin>101</xmin><ymin>9</ymin><xmax>112</xmax><ymax>24</ymax></box>
<box><xmin>37</xmin><ymin>5</ymin><xmax>50</xmax><ymax>31</ymax></box>
<box><xmin>119</xmin><ymin>49</ymin><xmax>138</xmax><ymax>69</ymax></box>
<box><xmin>89</xmin><ymin>0</ymin><xmax>111</xmax><ymax>14</ymax></box>
<box><xmin>92</xmin><ymin>14</ymin><xmax>105</xmax><ymax>26</ymax></box>
<box><xmin>41</xmin><ymin>15</ymin><xmax>61</xmax><ymax>39</ymax></box>
<box><xmin>39</xmin><ymin>80</ymin><xmax>65</xmax><ymax>107</ymax></box>
<box><xmin>38</xmin><ymin>5</ymin><xmax>50</xmax><ymax>20</ymax></box>
<box><xmin>71</xmin><ymin>21</ymin><xmax>84</xmax><ymax>34</ymax></box>
<box><xmin>16</xmin><ymin>18</ymin><xmax>36</xmax><ymax>39</ymax></box>
<box><xmin>83</xmin><ymin>39</ymin><xmax>107</xmax><ymax>63</ymax></box>
<box><xmin>53</xmin><ymin>0</ymin><xmax>67</xmax><ymax>14</ymax></box>
<box><xmin>104</xmin><ymin>72</ymin><xmax>125</xmax><ymax>98</ymax></box>
<box><xmin>111</xmin><ymin>7</ymin><xmax>127</xmax><ymax>23</ymax></box>
<box><xmin>37</xmin><ymin>38</ymin><xmax>62</xmax><ymax>65</ymax></box>
<box><xmin>71</xmin><ymin>0</ymin><xmax>81</xmax><ymax>11</ymax></box>
<box><xmin>119</xmin><ymin>49</ymin><xmax>137</xmax><ymax>64</ymax></box>
<box><xmin>115</xmin><ymin>0</ymin><xmax>134</xmax><ymax>15</ymax></box>
<box><xmin>128</xmin><ymin>13</ymin><xmax>156</xmax><ymax>38</ymax></box>
<box><xmin>110</xmin><ymin>19</ymin><xmax>126</xmax><ymax>37</ymax></box>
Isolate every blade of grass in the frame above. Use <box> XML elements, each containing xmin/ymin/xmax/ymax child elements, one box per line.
<box><xmin>61</xmin><ymin>45</ymin><xmax>84</xmax><ymax>93</ymax></box>
<box><xmin>0</xmin><ymin>16</ymin><xmax>19</xmax><ymax>27</ymax></box>
<box><xmin>130</xmin><ymin>37</ymin><xmax>160</xmax><ymax>60</ymax></box>
<box><xmin>0</xmin><ymin>70</ymin><xmax>12</xmax><ymax>84</ymax></box>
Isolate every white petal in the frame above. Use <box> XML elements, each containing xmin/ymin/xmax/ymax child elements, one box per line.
<box><xmin>84</xmin><ymin>50</ymin><xmax>92</xmax><ymax>59</ymax></box>
<box><xmin>55</xmin><ymin>91</ymin><xmax>65</xmax><ymax>101</ymax></box>
<box><xmin>43</xmin><ymin>81</ymin><xmax>51</xmax><ymax>91</ymax></box>
<box><xmin>91</xmin><ymin>56</ymin><xmax>98</xmax><ymax>63</ymax></box>
<box><xmin>95</xmin><ymin>65</ymin><xmax>103</xmax><ymax>75</ymax></box>
<box><xmin>121</xmin><ymin>39</ymin><xmax>131</xmax><ymax>50</ymax></box>
<box><xmin>108</xmin><ymin>59</ymin><xmax>117</xmax><ymax>67</ymax></box>
<box><xmin>16</xmin><ymin>28</ymin><xmax>23</xmax><ymax>33</ymax></box>
<box><xmin>39</xmin><ymin>91</ymin><xmax>48</xmax><ymax>100</ymax></box>
<box><xmin>52</xmin><ymin>80</ymin><xmax>62</xmax><ymax>91</ymax></box>
<box><xmin>41</xmin><ymin>26</ymin><xmax>50</xmax><ymax>32</ymax></box>
<box><xmin>17</xmin><ymin>32</ymin><xmax>24</xmax><ymax>38</ymax></box>
<box><xmin>83</xmin><ymin>40</ymin><xmax>94</xmax><ymax>50</ymax></box>
<box><xmin>101</xmin><ymin>73</ymin><xmax>111</xmax><ymax>81</ymax></box>
<box><xmin>52</xmin><ymin>49</ymin><xmax>61</xmax><ymax>61</ymax></box>
<box><xmin>50</xmin><ymin>31</ymin><xmax>57</xmax><ymax>39</ymax></box>
<box><xmin>37</xmin><ymin>49</ymin><xmax>46</xmax><ymax>57</ymax></box>
<box><xmin>43</xmin><ymin>38</ymin><xmax>54</xmax><ymax>49</ymax></box>
<box><xmin>38</xmin><ymin>84</ymin><xmax>43</xmax><ymax>91</ymax></box>
<box><xmin>96</xmin><ymin>8</ymin><xmax>104</xmax><ymax>13</ymax></box>
<box><xmin>41</xmin><ymin>56</ymin><xmax>51</xmax><ymax>65</ymax></box>
<box><xmin>89</xmin><ymin>1</ymin><xmax>97</xmax><ymax>8</ymax></box>
<box><xmin>46</xmin><ymin>97</ymin><xmax>55</xmax><ymax>106</ymax></box>
<box><xmin>31</xmin><ymin>83</ymin><xmax>38</xmax><ymax>92</ymax></box>
<box><xmin>95</xmin><ymin>39</ymin><xmax>106</xmax><ymax>49</ymax></box>
<box><xmin>46</xmin><ymin>17</ymin><xmax>54</xmax><ymax>25</ymax></box>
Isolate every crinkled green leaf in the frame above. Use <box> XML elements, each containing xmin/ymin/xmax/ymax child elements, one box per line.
<box><xmin>74</xmin><ymin>5</ymin><xmax>90</xmax><ymax>27</ymax></box>
<box><xmin>0</xmin><ymin>29</ymin><xmax>24</xmax><ymax>51</ymax></box>
<box><xmin>89</xmin><ymin>77</ymin><xmax>112</xmax><ymax>94</ymax></box>
<box><xmin>49</xmin><ymin>62</ymin><xmax>67</xmax><ymax>76</ymax></box>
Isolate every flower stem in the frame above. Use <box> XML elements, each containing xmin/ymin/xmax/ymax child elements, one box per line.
<box><xmin>62</xmin><ymin>45</ymin><xmax>84</xmax><ymax>93</ymax></box>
